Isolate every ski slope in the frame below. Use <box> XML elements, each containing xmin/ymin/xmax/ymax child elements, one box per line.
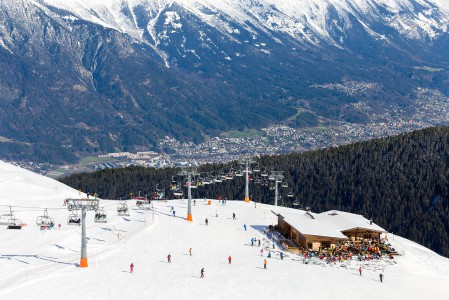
<box><xmin>1</xmin><ymin>160</ymin><xmax>449</xmax><ymax>300</ymax></box>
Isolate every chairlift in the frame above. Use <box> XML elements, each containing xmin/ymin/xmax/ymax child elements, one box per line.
<box><xmin>7</xmin><ymin>217</ymin><xmax>22</xmax><ymax>230</ymax></box>
<box><xmin>117</xmin><ymin>201</ymin><xmax>129</xmax><ymax>216</ymax></box>
<box><xmin>94</xmin><ymin>208</ymin><xmax>107</xmax><ymax>223</ymax></box>
<box><xmin>36</xmin><ymin>209</ymin><xmax>55</xmax><ymax>227</ymax></box>
<box><xmin>67</xmin><ymin>212</ymin><xmax>81</xmax><ymax>226</ymax></box>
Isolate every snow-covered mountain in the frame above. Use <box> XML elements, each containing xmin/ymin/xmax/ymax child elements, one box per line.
<box><xmin>1</xmin><ymin>160</ymin><xmax>449</xmax><ymax>299</ymax></box>
<box><xmin>1</xmin><ymin>0</ymin><xmax>449</xmax><ymax>162</ymax></box>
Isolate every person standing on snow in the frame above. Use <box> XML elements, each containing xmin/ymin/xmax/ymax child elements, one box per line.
<box><xmin>268</xmin><ymin>252</ymin><xmax>271</xmax><ymax>258</ymax></box>
<box><xmin>251</xmin><ymin>238</ymin><xmax>254</xmax><ymax>246</ymax></box>
<box><xmin>189</xmin><ymin>248</ymin><xmax>192</xmax><ymax>256</ymax></box>
<box><xmin>232</xmin><ymin>213</ymin><xmax>236</xmax><ymax>220</ymax></box>
<box><xmin>379</xmin><ymin>273</ymin><xmax>384</xmax><ymax>283</ymax></box>
<box><xmin>359</xmin><ymin>266</ymin><xmax>362</xmax><ymax>276</ymax></box>
<box><xmin>258</xmin><ymin>239</ymin><xmax>261</xmax><ymax>247</ymax></box>
<box><xmin>205</xmin><ymin>218</ymin><xmax>208</xmax><ymax>226</ymax></box>
<box><xmin>260</xmin><ymin>248</ymin><xmax>264</xmax><ymax>256</ymax></box>
<box><xmin>280</xmin><ymin>252</ymin><xmax>284</xmax><ymax>260</ymax></box>
<box><xmin>201</xmin><ymin>268</ymin><xmax>205</xmax><ymax>278</ymax></box>
<box><xmin>244</xmin><ymin>224</ymin><xmax>247</xmax><ymax>231</ymax></box>
<box><xmin>167</xmin><ymin>254</ymin><xmax>171</xmax><ymax>263</ymax></box>
<box><xmin>172</xmin><ymin>210</ymin><xmax>176</xmax><ymax>217</ymax></box>
<box><xmin>264</xmin><ymin>259</ymin><xmax>267</xmax><ymax>269</ymax></box>
<box><xmin>130</xmin><ymin>263</ymin><xmax>134</xmax><ymax>273</ymax></box>
<box><xmin>228</xmin><ymin>256</ymin><xmax>232</xmax><ymax>264</ymax></box>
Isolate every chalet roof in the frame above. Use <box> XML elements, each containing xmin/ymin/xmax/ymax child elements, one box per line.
<box><xmin>318</xmin><ymin>210</ymin><xmax>385</xmax><ymax>233</ymax></box>
<box><xmin>274</xmin><ymin>209</ymin><xmax>385</xmax><ymax>239</ymax></box>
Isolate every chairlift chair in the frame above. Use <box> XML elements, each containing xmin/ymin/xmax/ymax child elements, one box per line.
<box><xmin>67</xmin><ymin>212</ymin><xmax>81</xmax><ymax>226</ymax></box>
<box><xmin>235</xmin><ymin>169</ymin><xmax>243</xmax><ymax>177</ymax></box>
<box><xmin>287</xmin><ymin>190</ymin><xmax>294</xmax><ymax>198</ymax></box>
<box><xmin>7</xmin><ymin>217</ymin><xmax>22</xmax><ymax>230</ymax></box>
<box><xmin>261</xmin><ymin>170</ymin><xmax>269</xmax><ymax>177</ymax></box>
<box><xmin>94</xmin><ymin>208</ymin><xmax>108</xmax><ymax>223</ymax></box>
<box><xmin>253</xmin><ymin>164</ymin><xmax>260</xmax><ymax>173</ymax></box>
<box><xmin>173</xmin><ymin>188</ymin><xmax>183</xmax><ymax>197</ymax></box>
<box><xmin>140</xmin><ymin>200</ymin><xmax>151</xmax><ymax>210</ymax></box>
<box><xmin>281</xmin><ymin>181</ymin><xmax>288</xmax><ymax>188</ymax></box>
<box><xmin>293</xmin><ymin>198</ymin><xmax>300</xmax><ymax>206</ymax></box>
<box><xmin>0</xmin><ymin>208</ymin><xmax>14</xmax><ymax>225</ymax></box>
<box><xmin>36</xmin><ymin>209</ymin><xmax>55</xmax><ymax>227</ymax></box>
<box><xmin>117</xmin><ymin>201</ymin><xmax>129</xmax><ymax>216</ymax></box>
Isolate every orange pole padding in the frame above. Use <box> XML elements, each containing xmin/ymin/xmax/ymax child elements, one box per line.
<box><xmin>80</xmin><ymin>257</ymin><xmax>88</xmax><ymax>268</ymax></box>
<box><xmin>207</xmin><ymin>200</ymin><xmax>211</xmax><ymax>205</ymax></box>
<box><xmin>187</xmin><ymin>214</ymin><xmax>193</xmax><ymax>222</ymax></box>
<box><xmin>245</xmin><ymin>196</ymin><xmax>250</xmax><ymax>203</ymax></box>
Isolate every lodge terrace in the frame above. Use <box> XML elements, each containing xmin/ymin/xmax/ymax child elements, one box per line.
<box><xmin>272</xmin><ymin>209</ymin><xmax>386</xmax><ymax>252</ymax></box>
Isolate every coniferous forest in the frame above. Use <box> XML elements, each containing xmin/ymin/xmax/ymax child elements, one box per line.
<box><xmin>60</xmin><ymin>126</ymin><xmax>449</xmax><ymax>257</ymax></box>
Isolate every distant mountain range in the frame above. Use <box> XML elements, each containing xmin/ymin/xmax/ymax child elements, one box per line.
<box><xmin>1</xmin><ymin>0</ymin><xmax>449</xmax><ymax>163</ymax></box>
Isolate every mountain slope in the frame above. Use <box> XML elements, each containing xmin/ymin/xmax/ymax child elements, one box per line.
<box><xmin>1</xmin><ymin>160</ymin><xmax>449</xmax><ymax>299</ymax></box>
<box><xmin>1</xmin><ymin>0</ymin><xmax>449</xmax><ymax>163</ymax></box>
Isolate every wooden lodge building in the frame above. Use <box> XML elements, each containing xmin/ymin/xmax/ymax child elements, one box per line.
<box><xmin>273</xmin><ymin>209</ymin><xmax>385</xmax><ymax>251</ymax></box>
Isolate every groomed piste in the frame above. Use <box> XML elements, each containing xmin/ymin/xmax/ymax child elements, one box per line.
<box><xmin>0</xmin><ymin>161</ymin><xmax>448</xmax><ymax>300</ymax></box>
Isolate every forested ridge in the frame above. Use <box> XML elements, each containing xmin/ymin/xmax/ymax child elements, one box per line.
<box><xmin>61</xmin><ymin>126</ymin><xmax>449</xmax><ymax>257</ymax></box>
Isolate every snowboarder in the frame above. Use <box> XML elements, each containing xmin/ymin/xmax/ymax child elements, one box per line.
<box><xmin>359</xmin><ymin>266</ymin><xmax>362</xmax><ymax>276</ymax></box>
<box><xmin>264</xmin><ymin>259</ymin><xmax>267</xmax><ymax>269</ymax></box>
<box><xmin>189</xmin><ymin>248</ymin><xmax>192</xmax><ymax>256</ymax></box>
<box><xmin>232</xmin><ymin>213</ymin><xmax>236</xmax><ymax>220</ymax></box>
<box><xmin>379</xmin><ymin>273</ymin><xmax>384</xmax><ymax>283</ymax></box>
<box><xmin>130</xmin><ymin>263</ymin><xmax>134</xmax><ymax>273</ymax></box>
<box><xmin>244</xmin><ymin>224</ymin><xmax>247</xmax><ymax>231</ymax></box>
<box><xmin>201</xmin><ymin>267</ymin><xmax>205</xmax><ymax>278</ymax></box>
<box><xmin>167</xmin><ymin>254</ymin><xmax>171</xmax><ymax>263</ymax></box>
<box><xmin>228</xmin><ymin>256</ymin><xmax>232</xmax><ymax>264</ymax></box>
<box><xmin>280</xmin><ymin>252</ymin><xmax>284</xmax><ymax>260</ymax></box>
<box><xmin>205</xmin><ymin>218</ymin><xmax>208</xmax><ymax>226</ymax></box>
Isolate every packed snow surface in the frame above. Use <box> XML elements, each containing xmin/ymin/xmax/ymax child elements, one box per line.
<box><xmin>1</xmin><ymin>160</ymin><xmax>449</xmax><ymax>299</ymax></box>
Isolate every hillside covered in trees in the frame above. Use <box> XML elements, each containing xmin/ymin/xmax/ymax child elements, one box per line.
<box><xmin>60</xmin><ymin>126</ymin><xmax>449</xmax><ymax>257</ymax></box>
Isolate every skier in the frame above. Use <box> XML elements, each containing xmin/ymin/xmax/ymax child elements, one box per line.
<box><xmin>379</xmin><ymin>273</ymin><xmax>384</xmax><ymax>283</ymax></box>
<box><xmin>167</xmin><ymin>254</ymin><xmax>171</xmax><ymax>263</ymax></box>
<box><xmin>251</xmin><ymin>238</ymin><xmax>254</xmax><ymax>246</ymax></box>
<box><xmin>260</xmin><ymin>248</ymin><xmax>264</xmax><ymax>256</ymax></box>
<box><xmin>232</xmin><ymin>213</ymin><xmax>236</xmax><ymax>220</ymax></box>
<box><xmin>201</xmin><ymin>267</ymin><xmax>205</xmax><ymax>278</ymax></box>
<box><xmin>272</xmin><ymin>241</ymin><xmax>275</xmax><ymax>249</ymax></box>
<box><xmin>280</xmin><ymin>252</ymin><xmax>284</xmax><ymax>260</ymax></box>
<box><xmin>130</xmin><ymin>263</ymin><xmax>134</xmax><ymax>273</ymax></box>
<box><xmin>189</xmin><ymin>248</ymin><xmax>192</xmax><ymax>256</ymax></box>
<box><xmin>228</xmin><ymin>255</ymin><xmax>232</xmax><ymax>264</ymax></box>
<box><xmin>258</xmin><ymin>239</ymin><xmax>261</xmax><ymax>247</ymax></box>
<box><xmin>359</xmin><ymin>266</ymin><xmax>362</xmax><ymax>276</ymax></box>
<box><xmin>264</xmin><ymin>259</ymin><xmax>267</xmax><ymax>269</ymax></box>
<box><xmin>172</xmin><ymin>210</ymin><xmax>176</xmax><ymax>217</ymax></box>
<box><xmin>244</xmin><ymin>224</ymin><xmax>247</xmax><ymax>231</ymax></box>
<box><xmin>268</xmin><ymin>252</ymin><xmax>271</xmax><ymax>258</ymax></box>
<box><xmin>205</xmin><ymin>218</ymin><xmax>208</xmax><ymax>226</ymax></box>
<box><xmin>194</xmin><ymin>199</ymin><xmax>196</xmax><ymax>206</ymax></box>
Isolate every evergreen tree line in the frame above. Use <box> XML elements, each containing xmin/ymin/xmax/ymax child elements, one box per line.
<box><xmin>60</xmin><ymin>126</ymin><xmax>449</xmax><ymax>257</ymax></box>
